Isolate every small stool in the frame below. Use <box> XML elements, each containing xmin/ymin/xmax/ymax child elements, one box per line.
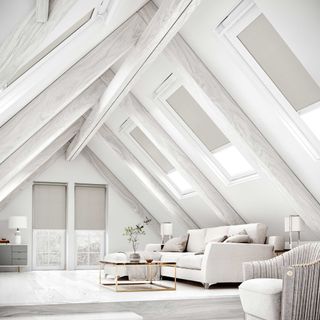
<box><xmin>239</xmin><ymin>278</ymin><xmax>283</xmax><ymax>320</ymax></box>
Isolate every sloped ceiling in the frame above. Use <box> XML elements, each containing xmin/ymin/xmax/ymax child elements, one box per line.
<box><xmin>0</xmin><ymin>0</ymin><xmax>320</xmax><ymax>242</ymax></box>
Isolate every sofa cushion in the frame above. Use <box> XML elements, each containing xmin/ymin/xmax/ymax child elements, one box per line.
<box><xmin>224</xmin><ymin>234</ymin><xmax>252</xmax><ymax>243</ymax></box>
<box><xmin>162</xmin><ymin>236</ymin><xmax>188</xmax><ymax>252</ymax></box>
<box><xmin>239</xmin><ymin>278</ymin><xmax>282</xmax><ymax>320</ymax></box>
<box><xmin>187</xmin><ymin>229</ymin><xmax>206</xmax><ymax>252</ymax></box>
<box><xmin>160</xmin><ymin>252</ymin><xmax>194</xmax><ymax>263</ymax></box>
<box><xmin>176</xmin><ymin>254</ymin><xmax>203</xmax><ymax>270</ymax></box>
<box><xmin>205</xmin><ymin>226</ymin><xmax>229</xmax><ymax>244</ymax></box>
<box><xmin>228</xmin><ymin>223</ymin><xmax>267</xmax><ymax>244</ymax></box>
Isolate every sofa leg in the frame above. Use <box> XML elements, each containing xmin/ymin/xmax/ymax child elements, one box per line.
<box><xmin>204</xmin><ymin>283</ymin><xmax>210</xmax><ymax>289</ymax></box>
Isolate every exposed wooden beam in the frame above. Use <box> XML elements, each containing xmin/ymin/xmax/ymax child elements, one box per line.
<box><xmin>139</xmin><ymin>3</ymin><xmax>320</xmax><ymax>231</ymax></box>
<box><xmin>83</xmin><ymin>147</ymin><xmax>160</xmax><ymax>234</ymax></box>
<box><xmin>0</xmin><ymin>13</ymin><xmax>145</xmax><ymax>165</ymax></box>
<box><xmin>0</xmin><ymin>120</ymin><xmax>82</xmax><ymax>206</ymax></box>
<box><xmin>98</xmin><ymin>124</ymin><xmax>198</xmax><ymax>229</ymax></box>
<box><xmin>36</xmin><ymin>0</ymin><xmax>49</xmax><ymax>23</ymax></box>
<box><xmin>124</xmin><ymin>93</ymin><xmax>244</xmax><ymax>225</ymax></box>
<box><xmin>0</xmin><ymin>78</ymin><xmax>107</xmax><ymax>190</ymax></box>
<box><xmin>0</xmin><ymin>148</ymin><xmax>65</xmax><ymax>212</ymax></box>
<box><xmin>66</xmin><ymin>0</ymin><xmax>202</xmax><ymax>161</ymax></box>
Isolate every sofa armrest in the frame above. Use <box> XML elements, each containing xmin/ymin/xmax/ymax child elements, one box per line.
<box><xmin>145</xmin><ymin>243</ymin><xmax>161</xmax><ymax>252</ymax></box>
<box><xmin>202</xmin><ymin>242</ymin><xmax>274</xmax><ymax>283</ymax></box>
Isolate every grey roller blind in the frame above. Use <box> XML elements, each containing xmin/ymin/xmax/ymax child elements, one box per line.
<box><xmin>33</xmin><ymin>183</ymin><xmax>67</xmax><ymax>229</ymax></box>
<box><xmin>167</xmin><ymin>86</ymin><xmax>229</xmax><ymax>152</ymax></box>
<box><xmin>238</xmin><ymin>14</ymin><xmax>320</xmax><ymax>111</ymax></box>
<box><xmin>75</xmin><ymin>185</ymin><xmax>106</xmax><ymax>230</ymax></box>
<box><xmin>130</xmin><ymin>127</ymin><xmax>174</xmax><ymax>174</ymax></box>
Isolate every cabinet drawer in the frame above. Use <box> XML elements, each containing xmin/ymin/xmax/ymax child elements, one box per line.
<box><xmin>12</xmin><ymin>258</ymin><xmax>27</xmax><ymax>265</ymax></box>
<box><xmin>12</xmin><ymin>251</ymin><xmax>27</xmax><ymax>259</ymax></box>
<box><xmin>12</xmin><ymin>246</ymin><xmax>27</xmax><ymax>253</ymax></box>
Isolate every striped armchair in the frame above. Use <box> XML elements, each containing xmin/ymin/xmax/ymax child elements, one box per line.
<box><xmin>240</xmin><ymin>243</ymin><xmax>320</xmax><ymax>320</ymax></box>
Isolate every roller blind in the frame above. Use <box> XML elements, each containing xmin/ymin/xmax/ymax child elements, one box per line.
<box><xmin>75</xmin><ymin>185</ymin><xmax>106</xmax><ymax>230</ymax></box>
<box><xmin>33</xmin><ymin>183</ymin><xmax>67</xmax><ymax>229</ymax></box>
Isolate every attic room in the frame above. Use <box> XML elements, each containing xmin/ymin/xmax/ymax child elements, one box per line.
<box><xmin>0</xmin><ymin>0</ymin><xmax>319</xmax><ymax>319</ymax></box>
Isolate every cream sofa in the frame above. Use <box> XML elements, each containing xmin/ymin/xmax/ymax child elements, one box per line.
<box><xmin>145</xmin><ymin>223</ymin><xmax>274</xmax><ymax>288</ymax></box>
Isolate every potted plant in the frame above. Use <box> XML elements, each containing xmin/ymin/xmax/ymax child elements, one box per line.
<box><xmin>123</xmin><ymin>217</ymin><xmax>151</xmax><ymax>262</ymax></box>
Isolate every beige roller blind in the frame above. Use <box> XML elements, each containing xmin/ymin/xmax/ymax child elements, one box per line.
<box><xmin>75</xmin><ymin>184</ymin><xmax>106</xmax><ymax>230</ymax></box>
<box><xmin>130</xmin><ymin>127</ymin><xmax>174</xmax><ymax>174</ymax></box>
<box><xmin>167</xmin><ymin>86</ymin><xmax>229</xmax><ymax>152</ymax></box>
<box><xmin>238</xmin><ymin>14</ymin><xmax>320</xmax><ymax>111</ymax></box>
<box><xmin>33</xmin><ymin>183</ymin><xmax>67</xmax><ymax>229</ymax></box>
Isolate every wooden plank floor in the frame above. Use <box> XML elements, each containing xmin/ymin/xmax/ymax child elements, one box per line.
<box><xmin>0</xmin><ymin>270</ymin><xmax>244</xmax><ymax>319</ymax></box>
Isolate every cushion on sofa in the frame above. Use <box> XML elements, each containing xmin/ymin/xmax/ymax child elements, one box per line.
<box><xmin>224</xmin><ymin>234</ymin><xmax>252</xmax><ymax>243</ymax></box>
<box><xmin>205</xmin><ymin>226</ymin><xmax>229</xmax><ymax>244</ymax></box>
<box><xmin>176</xmin><ymin>254</ymin><xmax>203</xmax><ymax>270</ymax></box>
<box><xmin>239</xmin><ymin>278</ymin><xmax>282</xmax><ymax>320</ymax></box>
<box><xmin>162</xmin><ymin>236</ymin><xmax>188</xmax><ymax>252</ymax></box>
<box><xmin>187</xmin><ymin>229</ymin><xmax>206</xmax><ymax>252</ymax></box>
<box><xmin>228</xmin><ymin>223</ymin><xmax>267</xmax><ymax>244</ymax></box>
<box><xmin>160</xmin><ymin>252</ymin><xmax>194</xmax><ymax>263</ymax></box>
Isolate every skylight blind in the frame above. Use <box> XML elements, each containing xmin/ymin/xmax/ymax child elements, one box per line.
<box><xmin>75</xmin><ymin>184</ymin><xmax>106</xmax><ymax>230</ymax></box>
<box><xmin>130</xmin><ymin>127</ymin><xmax>174</xmax><ymax>174</ymax></box>
<box><xmin>238</xmin><ymin>14</ymin><xmax>320</xmax><ymax>111</ymax></box>
<box><xmin>166</xmin><ymin>86</ymin><xmax>229</xmax><ymax>151</ymax></box>
<box><xmin>33</xmin><ymin>183</ymin><xmax>67</xmax><ymax>229</ymax></box>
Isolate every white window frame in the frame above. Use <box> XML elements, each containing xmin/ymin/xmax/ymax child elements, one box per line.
<box><xmin>120</xmin><ymin>118</ymin><xmax>196</xmax><ymax>199</ymax></box>
<box><xmin>32</xmin><ymin>229</ymin><xmax>66</xmax><ymax>270</ymax></box>
<box><xmin>75</xmin><ymin>230</ymin><xmax>105</xmax><ymax>270</ymax></box>
<box><xmin>216</xmin><ymin>0</ymin><xmax>320</xmax><ymax>161</ymax></box>
<box><xmin>153</xmin><ymin>75</ymin><xmax>258</xmax><ymax>185</ymax></box>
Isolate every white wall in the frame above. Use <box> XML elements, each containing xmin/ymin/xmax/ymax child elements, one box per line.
<box><xmin>0</xmin><ymin>152</ymin><xmax>160</xmax><ymax>271</ymax></box>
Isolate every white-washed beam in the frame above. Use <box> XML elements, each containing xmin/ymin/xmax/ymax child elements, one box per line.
<box><xmin>99</xmin><ymin>124</ymin><xmax>198</xmax><ymax>229</ymax></box>
<box><xmin>0</xmin><ymin>13</ymin><xmax>145</xmax><ymax>165</ymax></box>
<box><xmin>0</xmin><ymin>120</ymin><xmax>82</xmax><ymax>206</ymax></box>
<box><xmin>0</xmin><ymin>78</ymin><xmax>107</xmax><ymax>190</ymax></box>
<box><xmin>36</xmin><ymin>0</ymin><xmax>49</xmax><ymax>23</ymax></box>
<box><xmin>125</xmin><ymin>93</ymin><xmax>244</xmax><ymax>225</ymax></box>
<box><xmin>0</xmin><ymin>148</ymin><xmax>65</xmax><ymax>212</ymax></box>
<box><xmin>140</xmin><ymin>4</ymin><xmax>320</xmax><ymax>230</ymax></box>
<box><xmin>83</xmin><ymin>147</ymin><xmax>160</xmax><ymax>233</ymax></box>
<box><xmin>66</xmin><ymin>0</ymin><xmax>202</xmax><ymax>160</ymax></box>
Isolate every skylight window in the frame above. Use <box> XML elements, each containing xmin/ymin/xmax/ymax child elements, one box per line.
<box><xmin>212</xmin><ymin>145</ymin><xmax>256</xmax><ymax>179</ymax></box>
<box><xmin>167</xmin><ymin>170</ymin><xmax>194</xmax><ymax>195</ymax></box>
<box><xmin>300</xmin><ymin>105</ymin><xmax>320</xmax><ymax>141</ymax></box>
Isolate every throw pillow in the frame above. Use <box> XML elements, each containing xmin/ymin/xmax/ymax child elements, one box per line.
<box><xmin>186</xmin><ymin>229</ymin><xmax>206</xmax><ymax>252</ymax></box>
<box><xmin>206</xmin><ymin>235</ymin><xmax>228</xmax><ymax>244</ymax></box>
<box><xmin>162</xmin><ymin>236</ymin><xmax>188</xmax><ymax>252</ymax></box>
<box><xmin>224</xmin><ymin>234</ymin><xmax>252</xmax><ymax>243</ymax></box>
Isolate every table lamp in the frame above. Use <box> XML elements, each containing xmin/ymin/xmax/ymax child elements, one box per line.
<box><xmin>160</xmin><ymin>222</ymin><xmax>173</xmax><ymax>246</ymax></box>
<box><xmin>8</xmin><ymin>216</ymin><xmax>27</xmax><ymax>245</ymax></box>
<box><xmin>285</xmin><ymin>215</ymin><xmax>301</xmax><ymax>249</ymax></box>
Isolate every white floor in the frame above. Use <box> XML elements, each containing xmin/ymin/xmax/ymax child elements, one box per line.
<box><xmin>0</xmin><ymin>270</ymin><xmax>239</xmax><ymax>306</ymax></box>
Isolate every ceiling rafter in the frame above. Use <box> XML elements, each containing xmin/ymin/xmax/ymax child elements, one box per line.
<box><xmin>66</xmin><ymin>0</ymin><xmax>202</xmax><ymax>161</ymax></box>
<box><xmin>0</xmin><ymin>12</ymin><xmax>145</xmax><ymax>165</ymax></box>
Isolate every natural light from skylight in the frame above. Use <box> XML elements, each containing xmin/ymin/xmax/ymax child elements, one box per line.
<box><xmin>213</xmin><ymin>145</ymin><xmax>256</xmax><ymax>178</ymax></box>
<box><xmin>167</xmin><ymin>170</ymin><xmax>194</xmax><ymax>195</ymax></box>
<box><xmin>300</xmin><ymin>105</ymin><xmax>320</xmax><ymax>141</ymax></box>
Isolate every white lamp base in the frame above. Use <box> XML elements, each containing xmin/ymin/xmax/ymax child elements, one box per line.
<box><xmin>14</xmin><ymin>229</ymin><xmax>21</xmax><ymax>245</ymax></box>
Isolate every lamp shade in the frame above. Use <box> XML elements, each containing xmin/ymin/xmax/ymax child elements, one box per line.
<box><xmin>160</xmin><ymin>222</ymin><xmax>173</xmax><ymax>237</ymax></box>
<box><xmin>285</xmin><ymin>215</ymin><xmax>301</xmax><ymax>232</ymax></box>
<box><xmin>8</xmin><ymin>216</ymin><xmax>27</xmax><ymax>229</ymax></box>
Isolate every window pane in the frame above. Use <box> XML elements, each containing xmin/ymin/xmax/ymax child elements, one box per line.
<box><xmin>130</xmin><ymin>127</ymin><xmax>174</xmax><ymax>174</ymax></box>
<box><xmin>213</xmin><ymin>145</ymin><xmax>255</xmax><ymax>178</ymax></box>
<box><xmin>167</xmin><ymin>170</ymin><xmax>193</xmax><ymax>194</ymax></box>
<box><xmin>238</xmin><ymin>14</ymin><xmax>320</xmax><ymax>111</ymax></box>
<box><xmin>166</xmin><ymin>86</ymin><xmax>229</xmax><ymax>151</ymax></box>
<box><xmin>300</xmin><ymin>106</ymin><xmax>320</xmax><ymax>141</ymax></box>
